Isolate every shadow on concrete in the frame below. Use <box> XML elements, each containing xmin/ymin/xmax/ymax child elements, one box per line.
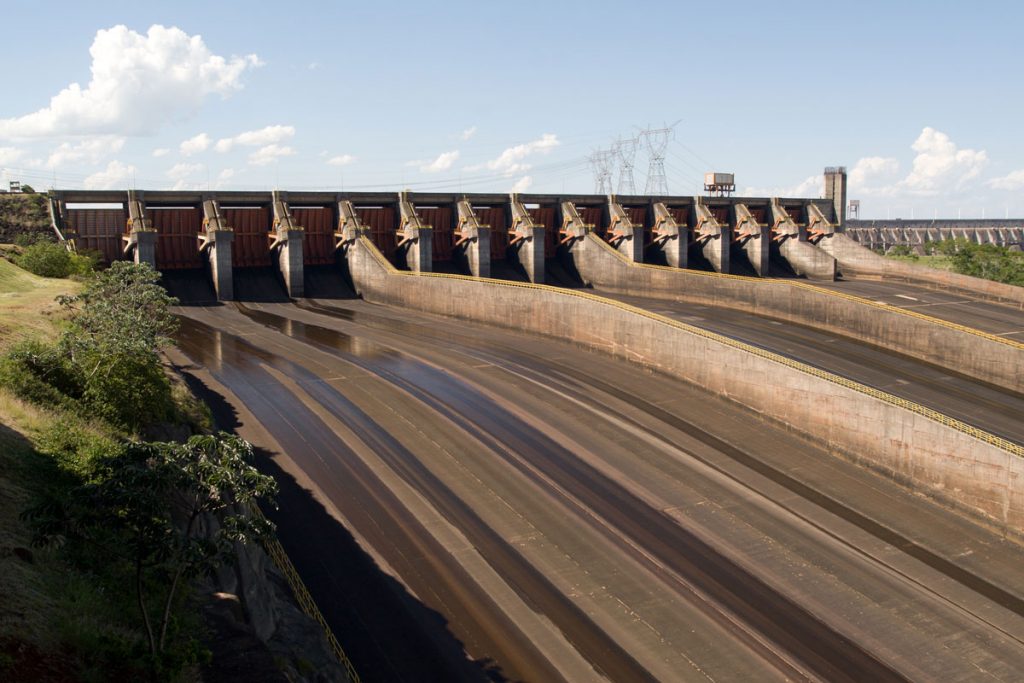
<box><xmin>233</xmin><ymin>267</ymin><xmax>292</xmax><ymax>303</ymax></box>
<box><xmin>178</xmin><ymin>368</ymin><xmax>508</xmax><ymax>683</ymax></box>
<box><xmin>161</xmin><ymin>267</ymin><xmax>221</xmax><ymax>307</ymax></box>
<box><xmin>303</xmin><ymin>264</ymin><xmax>358</xmax><ymax>300</ymax></box>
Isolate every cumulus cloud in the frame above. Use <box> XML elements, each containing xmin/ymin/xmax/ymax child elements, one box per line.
<box><xmin>46</xmin><ymin>136</ymin><xmax>125</xmax><ymax>168</ymax></box>
<box><xmin>248</xmin><ymin>144</ymin><xmax>295</xmax><ymax>166</ymax></box>
<box><xmin>215</xmin><ymin>125</ymin><xmax>294</xmax><ymax>153</ymax></box>
<box><xmin>987</xmin><ymin>169</ymin><xmax>1024</xmax><ymax>191</ymax></box>
<box><xmin>326</xmin><ymin>154</ymin><xmax>356</xmax><ymax>167</ymax></box>
<box><xmin>511</xmin><ymin>175</ymin><xmax>533</xmax><ymax>193</ymax></box>
<box><xmin>179</xmin><ymin>132</ymin><xmax>210</xmax><ymax>156</ymax></box>
<box><xmin>217</xmin><ymin>168</ymin><xmax>235</xmax><ymax>182</ymax></box>
<box><xmin>848</xmin><ymin>156</ymin><xmax>900</xmax><ymax>190</ymax></box>
<box><xmin>418</xmin><ymin>150</ymin><xmax>460</xmax><ymax>173</ymax></box>
<box><xmin>152</xmin><ymin>147</ymin><xmax>170</xmax><ymax>157</ymax></box>
<box><xmin>84</xmin><ymin>160</ymin><xmax>135</xmax><ymax>189</ymax></box>
<box><xmin>166</xmin><ymin>162</ymin><xmax>202</xmax><ymax>180</ymax></box>
<box><xmin>460</xmin><ymin>126</ymin><xmax>477</xmax><ymax>141</ymax></box>
<box><xmin>0</xmin><ymin>147</ymin><xmax>26</xmax><ymax>165</ymax></box>
<box><xmin>0</xmin><ymin>25</ymin><xmax>260</xmax><ymax>138</ymax></box>
<box><xmin>899</xmin><ymin>127</ymin><xmax>987</xmax><ymax>194</ymax></box>
<box><xmin>469</xmin><ymin>133</ymin><xmax>559</xmax><ymax>174</ymax></box>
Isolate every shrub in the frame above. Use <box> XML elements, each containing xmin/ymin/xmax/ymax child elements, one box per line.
<box><xmin>14</xmin><ymin>241</ymin><xmax>73</xmax><ymax>278</ymax></box>
<box><xmin>0</xmin><ymin>340</ymin><xmax>83</xmax><ymax>410</ymax></box>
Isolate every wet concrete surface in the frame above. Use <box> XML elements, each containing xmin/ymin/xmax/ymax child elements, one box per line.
<box><xmin>169</xmin><ymin>268</ymin><xmax>1024</xmax><ymax>682</ymax></box>
<box><xmin>599</xmin><ymin>291</ymin><xmax>1024</xmax><ymax>443</ymax></box>
<box><xmin>816</xmin><ymin>277</ymin><xmax>1024</xmax><ymax>337</ymax></box>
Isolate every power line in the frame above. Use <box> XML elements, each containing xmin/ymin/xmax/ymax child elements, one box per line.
<box><xmin>611</xmin><ymin>137</ymin><xmax>639</xmax><ymax>195</ymax></box>
<box><xmin>638</xmin><ymin>121</ymin><xmax>680</xmax><ymax>195</ymax></box>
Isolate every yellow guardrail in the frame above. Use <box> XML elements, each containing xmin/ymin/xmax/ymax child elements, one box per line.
<box><xmin>358</xmin><ymin>236</ymin><xmax>1023</xmax><ymax>458</ymax></box>
<box><xmin>589</xmin><ymin>232</ymin><xmax>1024</xmax><ymax>351</ymax></box>
<box><xmin>250</xmin><ymin>504</ymin><xmax>361</xmax><ymax>683</ymax></box>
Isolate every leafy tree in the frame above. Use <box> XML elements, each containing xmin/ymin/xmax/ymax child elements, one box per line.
<box><xmin>25</xmin><ymin>433</ymin><xmax>278</xmax><ymax>676</ymax></box>
<box><xmin>14</xmin><ymin>240</ymin><xmax>73</xmax><ymax>277</ymax></box>
<box><xmin>57</xmin><ymin>261</ymin><xmax>180</xmax><ymax>428</ymax></box>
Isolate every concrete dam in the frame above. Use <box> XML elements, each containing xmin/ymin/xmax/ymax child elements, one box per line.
<box><xmin>47</xmin><ymin>180</ymin><xmax>1024</xmax><ymax>682</ymax></box>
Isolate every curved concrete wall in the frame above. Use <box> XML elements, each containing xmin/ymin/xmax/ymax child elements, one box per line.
<box><xmin>344</xmin><ymin>236</ymin><xmax>1023</xmax><ymax>532</ymax></box>
<box><xmin>564</xmin><ymin>233</ymin><xmax>1024</xmax><ymax>394</ymax></box>
<box><xmin>820</xmin><ymin>233</ymin><xmax>1024</xmax><ymax>309</ymax></box>
<box><xmin>777</xmin><ymin>235</ymin><xmax>836</xmax><ymax>280</ymax></box>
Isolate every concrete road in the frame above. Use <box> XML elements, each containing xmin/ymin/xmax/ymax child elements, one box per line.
<box><xmin>816</xmin><ymin>277</ymin><xmax>1024</xmax><ymax>338</ymax></box>
<box><xmin>598</xmin><ymin>291</ymin><xmax>1024</xmax><ymax>444</ymax></box>
<box><xmin>171</xmin><ymin>281</ymin><xmax>1024</xmax><ymax>682</ymax></box>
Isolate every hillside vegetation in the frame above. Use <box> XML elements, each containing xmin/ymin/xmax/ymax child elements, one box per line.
<box><xmin>0</xmin><ymin>194</ymin><xmax>51</xmax><ymax>245</ymax></box>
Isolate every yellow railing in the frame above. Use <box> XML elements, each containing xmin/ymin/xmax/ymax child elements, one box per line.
<box><xmin>250</xmin><ymin>505</ymin><xmax>361</xmax><ymax>682</ymax></box>
<box><xmin>359</xmin><ymin>237</ymin><xmax>1023</xmax><ymax>458</ymax></box>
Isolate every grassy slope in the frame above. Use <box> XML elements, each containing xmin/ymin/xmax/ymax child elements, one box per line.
<box><xmin>0</xmin><ymin>260</ymin><xmax>84</xmax><ymax>677</ymax></box>
<box><xmin>0</xmin><ymin>257</ymin><xmax>79</xmax><ymax>352</ymax></box>
<box><xmin>885</xmin><ymin>253</ymin><xmax>957</xmax><ymax>272</ymax></box>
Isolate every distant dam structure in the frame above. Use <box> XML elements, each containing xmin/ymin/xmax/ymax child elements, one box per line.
<box><xmin>845</xmin><ymin>218</ymin><xmax>1024</xmax><ymax>252</ymax></box>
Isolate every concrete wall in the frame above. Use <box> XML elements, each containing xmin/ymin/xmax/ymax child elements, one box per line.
<box><xmin>564</xmin><ymin>232</ymin><xmax>1024</xmax><ymax>394</ymax></box>
<box><xmin>819</xmin><ymin>232</ymin><xmax>1024</xmax><ymax>309</ymax></box>
<box><xmin>344</xmin><ymin>236</ymin><xmax>1023</xmax><ymax>532</ymax></box>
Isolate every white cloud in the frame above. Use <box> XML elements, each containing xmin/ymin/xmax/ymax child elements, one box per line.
<box><xmin>179</xmin><ymin>132</ymin><xmax>210</xmax><ymax>156</ymax></box>
<box><xmin>0</xmin><ymin>24</ymin><xmax>260</xmax><ymax>138</ymax></box>
<box><xmin>84</xmin><ymin>160</ymin><xmax>135</xmax><ymax>189</ymax></box>
<box><xmin>215</xmin><ymin>125</ymin><xmax>295</xmax><ymax>153</ymax></box>
<box><xmin>248</xmin><ymin>144</ymin><xmax>295</xmax><ymax>166</ymax></box>
<box><xmin>307</xmin><ymin>61</ymin><xmax>320</xmax><ymax>71</ymax></box>
<box><xmin>988</xmin><ymin>169</ymin><xmax>1024</xmax><ymax>191</ymax></box>
<box><xmin>460</xmin><ymin>126</ymin><xmax>477</xmax><ymax>141</ymax></box>
<box><xmin>469</xmin><ymin>133</ymin><xmax>560</xmax><ymax>175</ymax></box>
<box><xmin>217</xmin><ymin>168</ymin><xmax>235</xmax><ymax>182</ymax></box>
<box><xmin>511</xmin><ymin>175</ymin><xmax>533</xmax><ymax>193</ymax></box>
<box><xmin>418</xmin><ymin>150</ymin><xmax>460</xmax><ymax>173</ymax></box>
<box><xmin>166</xmin><ymin>162</ymin><xmax>202</xmax><ymax>180</ymax></box>
<box><xmin>166</xmin><ymin>162</ymin><xmax>203</xmax><ymax>190</ymax></box>
<box><xmin>152</xmin><ymin>147</ymin><xmax>170</xmax><ymax>157</ymax></box>
<box><xmin>848</xmin><ymin>156</ymin><xmax>900</xmax><ymax>190</ymax></box>
<box><xmin>0</xmin><ymin>147</ymin><xmax>25</xmax><ymax>165</ymax></box>
<box><xmin>326</xmin><ymin>154</ymin><xmax>356</xmax><ymax>167</ymax></box>
<box><xmin>45</xmin><ymin>136</ymin><xmax>125</xmax><ymax>168</ymax></box>
<box><xmin>899</xmin><ymin>127</ymin><xmax>987</xmax><ymax>195</ymax></box>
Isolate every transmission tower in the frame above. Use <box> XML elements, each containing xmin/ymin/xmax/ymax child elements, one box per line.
<box><xmin>640</xmin><ymin>121</ymin><xmax>679</xmax><ymax>196</ymax></box>
<box><xmin>588</xmin><ymin>149</ymin><xmax>614</xmax><ymax>194</ymax></box>
<box><xmin>611</xmin><ymin>137</ymin><xmax>639</xmax><ymax>195</ymax></box>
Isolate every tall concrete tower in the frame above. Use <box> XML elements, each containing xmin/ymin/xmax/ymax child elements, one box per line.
<box><xmin>824</xmin><ymin>167</ymin><xmax>847</xmax><ymax>227</ymax></box>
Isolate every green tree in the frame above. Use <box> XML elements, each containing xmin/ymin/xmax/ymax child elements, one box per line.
<box><xmin>25</xmin><ymin>433</ymin><xmax>278</xmax><ymax>676</ymax></box>
<box><xmin>14</xmin><ymin>240</ymin><xmax>73</xmax><ymax>277</ymax></box>
<box><xmin>57</xmin><ymin>262</ymin><xmax>180</xmax><ymax>428</ymax></box>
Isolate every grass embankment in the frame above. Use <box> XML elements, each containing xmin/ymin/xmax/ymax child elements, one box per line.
<box><xmin>0</xmin><ymin>257</ymin><xmax>243</xmax><ymax>681</ymax></box>
<box><xmin>885</xmin><ymin>254</ymin><xmax>957</xmax><ymax>272</ymax></box>
<box><xmin>0</xmin><ymin>260</ymin><xmax>96</xmax><ymax>678</ymax></box>
<box><xmin>0</xmin><ymin>194</ymin><xmax>51</xmax><ymax>244</ymax></box>
<box><xmin>0</xmin><ymin>257</ymin><xmax>81</xmax><ymax>351</ymax></box>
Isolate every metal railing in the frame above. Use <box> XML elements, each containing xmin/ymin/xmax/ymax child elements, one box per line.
<box><xmin>250</xmin><ymin>505</ymin><xmax>361</xmax><ymax>682</ymax></box>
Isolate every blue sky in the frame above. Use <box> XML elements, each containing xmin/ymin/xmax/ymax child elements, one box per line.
<box><xmin>0</xmin><ymin>0</ymin><xmax>1021</xmax><ymax>218</ymax></box>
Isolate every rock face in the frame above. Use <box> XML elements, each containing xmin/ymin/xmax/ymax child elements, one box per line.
<box><xmin>198</xmin><ymin>510</ymin><xmax>351</xmax><ymax>683</ymax></box>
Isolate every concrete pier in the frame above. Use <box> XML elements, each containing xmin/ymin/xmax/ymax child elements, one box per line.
<box><xmin>509</xmin><ymin>194</ymin><xmax>544</xmax><ymax>283</ymax></box>
<box><xmin>455</xmin><ymin>199</ymin><xmax>491</xmax><ymax>277</ymax></box>
<box><xmin>771</xmin><ymin>199</ymin><xmax>836</xmax><ymax>280</ymax></box>
<box><xmin>124</xmin><ymin>190</ymin><xmax>157</xmax><ymax>267</ymax></box>
<box><xmin>270</xmin><ymin>191</ymin><xmax>305</xmax><ymax>297</ymax></box>
<box><xmin>397</xmin><ymin>191</ymin><xmax>433</xmax><ymax>272</ymax></box>
<box><xmin>733</xmin><ymin>203</ymin><xmax>769</xmax><ymax>276</ymax></box>
<box><xmin>648</xmin><ymin>202</ymin><xmax>687</xmax><ymax>268</ymax></box>
<box><xmin>201</xmin><ymin>199</ymin><xmax>234</xmax><ymax>301</ymax></box>
<box><xmin>693</xmin><ymin>197</ymin><xmax>729</xmax><ymax>272</ymax></box>
<box><xmin>605</xmin><ymin>198</ymin><xmax>643</xmax><ymax>262</ymax></box>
